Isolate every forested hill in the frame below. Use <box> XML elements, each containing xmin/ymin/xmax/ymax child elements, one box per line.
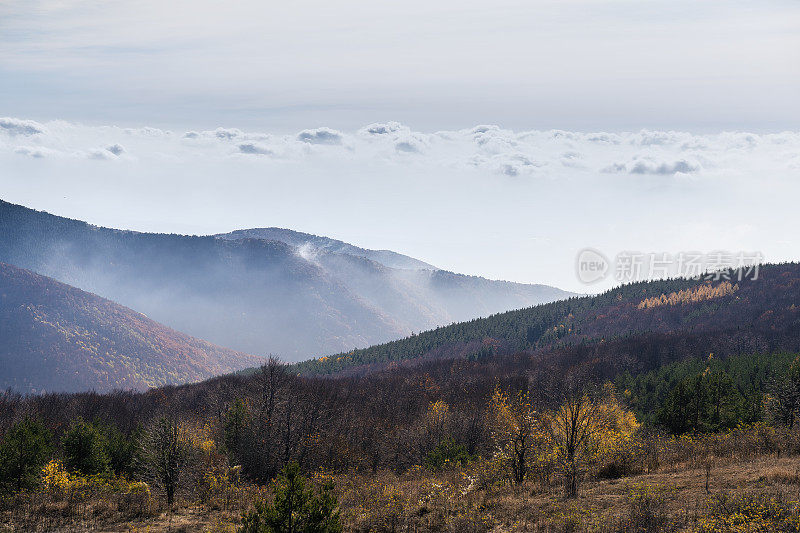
<box><xmin>0</xmin><ymin>199</ymin><xmax>572</xmax><ymax>360</ymax></box>
<box><xmin>0</xmin><ymin>262</ymin><xmax>263</xmax><ymax>393</ymax></box>
<box><xmin>295</xmin><ymin>263</ymin><xmax>800</xmax><ymax>375</ymax></box>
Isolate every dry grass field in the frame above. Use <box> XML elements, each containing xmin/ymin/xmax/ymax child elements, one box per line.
<box><xmin>6</xmin><ymin>448</ymin><xmax>800</xmax><ymax>533</ymax></box>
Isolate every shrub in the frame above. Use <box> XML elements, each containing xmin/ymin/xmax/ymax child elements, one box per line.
<box><xmin>116</xmin><ymin>480</ymin><xmax>151</xmax><ymax>517</ymax></box>
<box><xmin>624</xmin><ymin>482</ymin><xmax>673</xmax><ymax>531</ymax></box>
<box><xmin>697</xmin><ymin>490</ymin><xmax>800</xmax><ymax>532</ymax></box>
<box><xmin>424</xmin><ymin>437</ymin><xmax>472</xmax><ymax>471</ymax></box>
<box><xmin>240</xmin><ymin>462</ymin><xmax>341</xmax><ymax>533</ymax></box>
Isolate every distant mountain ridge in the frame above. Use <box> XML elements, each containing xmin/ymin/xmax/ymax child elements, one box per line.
<box><xmin>0</xmin><ymin>262</ymin><xmax>262</xmax><ymax>393</ymax></box>
<box><xmin>216</xmin><ymin>228</ymin><xmax>436</xmax><ymax>270</ymax></box>
<box><xmin>0</xmin><ymin>200</ymin><xmax>573</xmax><ymax>360</ymax></box>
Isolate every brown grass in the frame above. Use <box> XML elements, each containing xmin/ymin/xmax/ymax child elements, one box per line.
<box><xmin>7</xmin><ymin>452</ymin><xmax>800</xmax><ymax>532</ymax></box>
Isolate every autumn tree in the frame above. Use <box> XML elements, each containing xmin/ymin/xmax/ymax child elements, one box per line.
<box><xmin>420</xmin><ymin>399</ymin><xmax>451</xmax><ymax>456</ymax></box>
<box><xmin>544</xmin><ymin>382</ymin><xmax>613</xmax><ymax>498</ymax></box>
<box><xmin>488</xmin><ymin>385</ymin><xmax>539</xmax><ymax>484</ymax></box>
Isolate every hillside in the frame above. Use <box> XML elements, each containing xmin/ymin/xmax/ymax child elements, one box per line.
<box><xmin>0</xmin><ymin>262</ymin><xmax>262</xmax><ymax>393</ymax></box>
<box><xmin>0</xmin><ymin>199</ymin><xmax>572</xmax><ymax>359</ymax></box>
<box><xmin>296</xmin><ymin>262</ymin><xmax>800</xmax><ymax>375</ymax></box>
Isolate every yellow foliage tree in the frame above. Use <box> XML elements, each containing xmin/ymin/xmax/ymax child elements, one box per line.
<box><xmin>638</xmin><ymin>281</ymin><xmax>737</xmax><ymax>309</ymax></box>
<box><xmin>544</xmin><ymin>383</ymin><xmax>639</xmax><ymax>497</ymax></box>
<box><xmin>488</xmin><ymin>385</ymin><xmax>543</xmax><ymax>484</ymax></box>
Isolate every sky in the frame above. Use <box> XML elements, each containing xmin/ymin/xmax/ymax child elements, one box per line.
<box><xmin>1</xmin><ymin>0</ymin><xmax>799</xmax><ymax>293</ymax></box>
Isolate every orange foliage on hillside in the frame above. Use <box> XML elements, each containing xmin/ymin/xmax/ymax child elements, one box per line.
<box><xmin>637</xmin><ymin>281</ymin><xmax>738</xmax><ymax>310</ymax></box>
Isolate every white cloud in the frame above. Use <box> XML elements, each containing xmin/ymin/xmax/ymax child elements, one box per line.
<box><xmin>238</xmin><ymin>143</ymin><xmax>273</xmax><ymax>156</ymax></box>
<box><xmin>629</xmin><ymin>159</ymin><xmax>700</xmax><ymax>175</ymax></box>
<box><xmin>14</xmin><ymin>146</ymin><xmax>53</xmax><ymax>158</ymax></box>
<box><xmin>359</xmin><ymin>122</ymin><xmax>409</xmax><ymax>137</ymax></box>
<box><xmin>297</xmin><ymin>128</ymin><xmax>343</xmax><ymax>145</ymax></box>
<box><xmin>106</xmin><ymin>144</ymin><xmax>125</xmax><ymax>156</ymax></box>
<box><xmin>0</xmin><ymin>117</ymin><xmax>45</xmax><ymax>136</ymax></box>
<box><xmin>213</xmin><ymin>128</ymin><xmax>243</xmax><ymax>140</ymax></box>
<box><xmin>604</xmin><ymin>157</ymin><xmax>701</xmax><ymax>175</ymax></box>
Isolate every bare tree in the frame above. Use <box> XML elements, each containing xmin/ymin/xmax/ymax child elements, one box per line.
<box><xmin>140</xmin><ymin>417</ymin><xmax>187</xmax><ymax>507</ymax></box>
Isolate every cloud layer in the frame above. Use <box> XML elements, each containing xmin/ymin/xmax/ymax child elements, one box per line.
<box><xmin>1</xmin><ymin>116</ymin><xmax>799</xmax><ymax>293</ymax></box>
<box><xmin>2</xmin><ymin>117</ymin><xmax>797</xmax><ymax>179</ymax></box>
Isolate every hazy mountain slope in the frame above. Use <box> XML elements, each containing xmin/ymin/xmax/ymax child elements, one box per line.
<box><xmin>217</xmin><ymin>228</ymin><xmax>436</xmax><ymax>270</ymax></box>
<box><xmin>296</xmin><ymin>263</ymin><xmax>800</xmax><ymax>375</ymax></box>
<box><xmin>219</xmin><ymin>228</ymin><xmax>574</xmax><ymax>329</ymax></box>
<box><xmin>0</xmin><ymin>262</ymin><xmax>262</xmax><ymax>393</ymax></box>
<box><xmin>0</xmin><ymin>200</ymin><xmax>402</xmax><ymax>359</ymax></box>
<box><xmin>0</xmin><ymin>200</ymin><xmax>572</xmax><ymax>360</ymax></box>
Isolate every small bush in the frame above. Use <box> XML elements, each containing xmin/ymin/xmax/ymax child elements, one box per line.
<box><xmin>623</xmin><ymin>482</ymin><xmax>673</xmax><ymax>532</ymax></box>
<box><xmin>116</xmin><ymin>480</ymin><xmax>151</xmax><ymax>517</ymax></box>
<box><xmin>697</xmin><ymin>490</ymin><xmax>800</xmax><ymax>532</ymax></box>
<box><xmin>424</xmin><ymin>437</ymin><xmax>472</xmax><ymax>471</ymax></box>
<box><xmin>240</xmin><ymin>462</ymin><xmax>341</xmax><ymax>533</ymax></box>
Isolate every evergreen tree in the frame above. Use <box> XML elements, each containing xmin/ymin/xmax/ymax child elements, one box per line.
<box><xmin>657</xmin><ymin>370</ymin><xmax>744</xmax><ymax>434</ymax></box>
<box><xmin>63</xmin><ymin>418</ymin><xmax>110</xmax><ymax>476</ymax></box>
<box><xmin>768</xmin><ymin>359</ymin><xmax>800</xmax><ymax>428</ymax></box>
<box><xmin>240</xmin><ymin>462</ymin><xmax>341</xmax><ymax>533</ymax></box>
<box><xmin>0</xmin><ymin>418</ymin><xmax>52</xmax><ymax>493</ymax></box>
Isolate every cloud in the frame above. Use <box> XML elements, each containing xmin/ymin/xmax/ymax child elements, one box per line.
<box><xmin>359</xmin><ymin>122</ymin><xmax>409</xmax><ymax>137</ymax></box>
<box><xmin>214</xmin><ymin>128</ymin><xmax>243</xmax><ymax>140</ymax></box>
<box><xmin>0</xmin><ymin>117</ymin><xmax>45</xmax><ymax>136</ymax></box>
<box><xmin>2</xmin><ymin>116</ymin><xmax>799</xmax><ymax>295</ymax></box>
<box><xmin>14</xmin><ymin>146</ymin><xmax>51</xmax><ymax>158</ymax></box>
<box><xmin>629</xmin><ymin>158</ymin><xmax>700</xmax><ymax>175</ymax></box>
<box><xmin>123</xmin><ymin>127</ymin><xmax>169</xmax><ymax>137</ymax></box>
<box><xmin>238</xmin><ymin>143</ymin><xmax>273</xmax><ymax>155</ymax></box>
<box><xmin>395</xmin><ymin>141</ymin><xmax>420</xmax><ymax>153</ymax></box>
<box><xmin>297</xmin><ymin>128</ymin><xmax>343</xmax><ymax>145</ymax></box>
<box><xmin>88</xmin><ymin>149</ymin><xmax>113</xmax><ymax>160</ymax></box>
<box><xmin>601</xmin><ymin>162</ymin><xmax>628</xmax><ymax>173</ymax></box>
<box><xmin>628</xmin><ymin>130</ymin><xmax>686</xmax><ymax>146</ymax></box>
<box><xmin>106</xmin><ymin>144</ymin><xmax>125</xmax><ymax>156</ymax></box>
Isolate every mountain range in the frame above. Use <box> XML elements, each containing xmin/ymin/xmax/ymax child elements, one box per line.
<box><xmin>0</xmin><ymin>199</ymin><xmax>571</xmax><ymax>366</ymax></box>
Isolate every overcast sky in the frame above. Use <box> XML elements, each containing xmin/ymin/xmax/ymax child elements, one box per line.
<box><xmin>2</xmin><ymin>0</ymin><xmax>799</xmax><ymax>131</ymax></box>
<box><xmin>1</xmin><ymin>0</ymin><xmax>799</xmax><ymax>292</ymax></box>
